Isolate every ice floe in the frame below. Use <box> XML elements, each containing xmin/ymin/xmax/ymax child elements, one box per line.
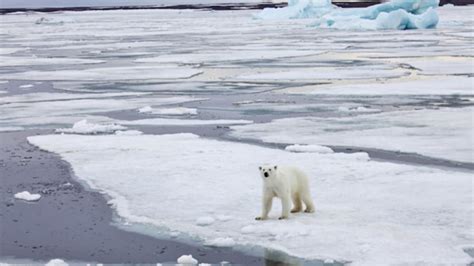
<box><xmin>138</xmin><ymin>106</ymin><xmax>198</xmax><ymax>115</ymax></box>
<box><xmin>45</xmin><ymin>259</ymin><xmax>68</xmax><ymax>266</ymax></box>
<box><xmin>232</xmin><ymin>107</ymin><xmax>473</xmax><ymax>163</ymax></box>
<box><xmin>205</xmin><ymin>237</ymin><xmax>236</xmax><ymax>247</ymax></box>
<box><xmin>56</xmin><ymin>120</ymin><xmax>126</xmax><ymax>135</ymax></box>
<box><xmin>177</xmin><ymin>254</ymin><xmax>198</xmax><ymax>265</ymax></box>
<box><xmin>121</xmin><ymin>118</ymin><xmax>252</xmax><ymax>126</ymax></box>
<box><xmin>285</xmin><ymin>144</ymin><xmax>334</xmax><ymax>154</ymax></box>
<box><xmin>257</xmin><ymin>0</ymin><xmax>440</xmax><ymax>30</ymax></box>
<box><xmin>14</xmin><ymin>191</ymin><xmax>41</xmax><ymax>202</ymax></box>
<box><xmin>27</xmin><ymin>133</ymin><xmax>473</xmax><ymax>265</ymax></box>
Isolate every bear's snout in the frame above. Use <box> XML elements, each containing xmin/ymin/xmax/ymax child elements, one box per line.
<box><xmin>264</xmin><ymin>172</ymin><xmax>269</xmax><ymax>178</ymax></box>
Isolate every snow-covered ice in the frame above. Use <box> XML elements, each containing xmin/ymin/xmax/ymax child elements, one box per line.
<box><xmin>45</xmin><ymin>259</ymin><xmax>68</xmax><ymax>266</ymax></box>
<box><xmin>56</xmin><ymin>120</ymin><xmax>126</xmax><ymax>134</ymax></box>
<box><xmin>177</xmin><ymin>254</ymin><xmax>198</xmax><ymax>265</ymax></box>
<box><xmin>196</xmin><ymin>217</ymin><xmax>215</xmax><ymax>226</ymax></box>
<box><xmin>232</xmin><ymin>107</ymin><xmax>474</xmax><ymax>163</ymax></box>
<box><xmin>285</xmin><ymin>144</ymin><xmax>334</xmax><ymax>154</ymax></box>
<box><xmin>27</xmin><ymin>133</ymin><xmax>473</xmax><ymax>265</ymax></box>
<box><xmin>14</xmin><ymin>191</ymin><xmax>41</xmax><ymax>202</ymax></box>
<box><xmin>121</xmin><ymin>118</ymin><xmax>253</xmax><ymax>126</ymax></box>
<box><xmin>205</xmin><ymin>237</ymin><xmax>236</xmax><ymax>247</ymax></box>
<box><xmin>138</xmin><ymin>106</ymin><xmax>198</xmax><ymax>115</ymax></box>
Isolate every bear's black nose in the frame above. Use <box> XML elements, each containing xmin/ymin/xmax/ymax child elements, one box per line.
<box><xmin>264</xmin><ymin>172</ymin><xmax>269</xmax><ymax>178</ymax></box>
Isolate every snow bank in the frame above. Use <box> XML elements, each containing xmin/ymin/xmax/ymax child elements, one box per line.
<box><xmin>285</xmin><ymin>144</ymin><xmax>333</xmax><ymax>154</ymax></box>
<box><xmin>232</xmin><ymin>107</ymin><xmax>473</xmax><ymax>163</ymax></box>
<box><xmin>14</xmin><ymin>191</ymin><xmax>41</xmax><ymax>201</ymax></box>
<box><xmin>27</xmin><ymin>133</ymin><xmax>473</xmax><ymax>265</ymax></box>
<box><xmin>257</xmin><ymin>0</ymin><xmax>440</xmax><ymax>30</ymax></box>
<box><xmin>337</xmin><ymin>106</ymin><xmax>380</xmax><ymax>113</ymax></box>
<box><xmin>177</xmin><ymin>255</ymin><xmax>198</xmax><ymax>265</ymax></box>
<box><xmin>56</xmin><ymin>120</ymin><xmax>126</xmax><ymax>134</ymax></box>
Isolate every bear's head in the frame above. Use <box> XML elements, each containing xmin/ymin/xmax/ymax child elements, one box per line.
<box><xmin>258</xmin><ymin>165</ymin><xmax>277</xmax><ymax>179</ymax></box>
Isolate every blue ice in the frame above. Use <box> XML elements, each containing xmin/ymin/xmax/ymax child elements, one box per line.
<box><xmin>256</xmin><ymin>0</ymin><xmax>440</xmax><ymax>30</ymax></box>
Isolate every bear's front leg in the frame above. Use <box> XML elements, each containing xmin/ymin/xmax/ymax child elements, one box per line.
<box><xmin>256</xmin><ymin>194</ymin><xmax>273</xmax><ymax>221</ymax></box>
<box><xmin>279</xmin><ymin>195</ymin><xmax>291</xmax><ymax>220</ymax></box>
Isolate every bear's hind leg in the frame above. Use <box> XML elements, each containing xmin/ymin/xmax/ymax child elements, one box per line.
<box><xmin>291</xmin><ymin>193</ymin><xmax>302</xmax><ymax>213</ymax></box>
<box><xmin>302</xmin><ymin>192</ymin><xmax>315</xmax><ymax>213</ymax></box>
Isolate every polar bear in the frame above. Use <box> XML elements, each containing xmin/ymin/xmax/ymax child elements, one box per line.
<box><xmin>255</xmin><ymin>165</ymin><xmax>315</xmax><ymax>220</ymax></box>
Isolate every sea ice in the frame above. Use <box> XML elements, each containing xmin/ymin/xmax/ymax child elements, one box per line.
<box><xmin>45</xmin><ymin>259</ymin><xmax>68</xmax><ymax>266</ymax></box>
<box><xmin>121</xmin><ymin>118</ymin><xmax>253</xmax><ymax>126</ymax></box>
<box><xmin>138</xmin><ymin>106</ymin><xmax>198</xmax><ymax>115</ymax></box>
<box><xmin>257</xmin><ymin>0</ymin><xmax>440</xmax><ymax>30</ymax></box>
<box><xmin>27</xmin><ymin>133</ymin><xmax>473</xmax><ymax>265</ymax></box>
<box><xmin>205</xmin><ymin>237</ymin><xmax>236</xmax><ymax>247</ymax></box>
<box><xmin>285</xmin><ymin>144</ymin><xmax>334</xmax><ymax>154</ymax></box>
<box><xmin>196</xmin><ymin>217</ymin><xmax>215</xmax><ymax>226</ymax></box>
<box><xmin>232</xmin><ymin>107</ymin><xmax>473</xmax><ymax>163</ymax></box>
<box><xmin>56</xmin><ymin>120</ymin><xmax>126</xmax><ymax>134</ymax></box>
<box><xmin>177</xmin><ymin>255</ymin><xmax>198</xmax><ymax>265</ymax></box>
<box><xmin>14</xmin><ymin>191</ymin><xmax>41</xmax><ymax>202</ymax></box>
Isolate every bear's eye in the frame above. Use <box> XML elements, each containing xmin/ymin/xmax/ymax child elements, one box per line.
<box><xmin>269</xmin><ymin>169</ymin><xmax>271</xmax><ymax>171</ymax></box>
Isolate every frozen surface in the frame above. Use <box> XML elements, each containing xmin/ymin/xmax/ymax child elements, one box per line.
<box><xmin>138</xmin><ymin>106</ymin><xmax>198</xmax><ymax>115</ymax></box>
<box><xmin>285</xmin><ymin>144</ymin><xmax>334</xmax><ymax>154</ymax></box>
<box><xmin>56</xmin><ymin>119</ymin><xmax>126</xmax><ymax>134</ymax></box>
<box><xmin>28</xmin><ymin>133</ymin><xmax>473</xmax><ymax>265</ymax></box>
<box><xmin>232</xmin><ymin>107</ymin><xmax>474</xmax><ymax>163</ymax></box>
<box><xmin>14</xmin><ymin>191</ymin><xmax>41</xmax><ymax>202</ymax></box>
<box><xmin>283</xmin><ymin>76</ymin><xmax>473</xmax><ymax>95</ymax></box>
<box><xmin>121</xmin><ymin>118</ymin><xmax>253</xmax><ymax>126</ymax></box>
<box><xmin>45</xmin><ymin>259</ymin><xmax>68</xmax><ymax>266</ymax></box>
<box><xmin>177</xmin><ymin>254</ymin><xmax>198</xmax><ymax>265</ymax></box>
<box><xmin>257</xmin><ymin>0</ymin><xmax>440</xmax><ymax>30</ymax></box>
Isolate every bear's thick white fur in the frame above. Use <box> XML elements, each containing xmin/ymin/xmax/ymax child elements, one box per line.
<box><xmin>256</xmin><ymin>165</ymin><xmax>315</xmax><ymax>220</ymax></box>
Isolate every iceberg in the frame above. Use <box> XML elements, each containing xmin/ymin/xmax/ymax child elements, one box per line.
<box><xmin>256</xmin><ymin>0</ymin><xmax>440</xmax><ymax>30</ymax></box>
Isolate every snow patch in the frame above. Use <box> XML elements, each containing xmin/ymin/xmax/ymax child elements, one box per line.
<box><xmin>121</xmin><ymin>118</ymin><xmax>252</xmax><ymax>126</ymax></box>
<box><xmin>114</xmin><ymin>130</ymin><xmax>143</xmax><ymax>136</ymax></box>
<box><xmin>14</xmin><ymin>191</ymin><xmax>41</xmax><ymax>201</ymax></box>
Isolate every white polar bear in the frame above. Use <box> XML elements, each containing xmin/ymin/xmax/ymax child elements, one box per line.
<box><xmin>256</xmin><ymin>165</ymin><xmax>315</xmax><ymax>220</ymax></box>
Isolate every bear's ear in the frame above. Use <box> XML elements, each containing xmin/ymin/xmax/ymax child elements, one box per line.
<box><xmin>274</xmin><ymin>165</ymin><xmax>278</xmax><ymax>170</ymax></box>
<box><xmin>259</xmin><ymin>166</ymin><xmax>262</xmax><ymax>171</ymax></box>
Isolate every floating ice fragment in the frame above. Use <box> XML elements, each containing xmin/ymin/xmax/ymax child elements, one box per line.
<box><xmin>285</xmin><ymin>144</ymin><xmax>334</xmax><ymax>154</ymax></box>
<box><xmin>177</xmin><ymin>254</ymin><xmax>198</xmax><ymax>265</ymax></box>
<box><xmin>196</xmin><ymin>216</ymin><xmax>215</xmax><ymax>226</ymax></box>
<box><xmin>14</xmin><ymin>191</ymin><xmax>41</xmax><ymax>202</ymax></box>
<box><xmin>56</xmin><ymin>120</ymin><xmax>126</xmax><ymax>134</ymax></box>
<box><xmin>205</xmin><ymin>237</ymin><xmax>235</xmax><ymax>247</ymax></box>
<box><xmin>114</xmin><ymin>130</ymin><xmax>143</xmax><ymax>136</ymax></box>
<box><xmin>45</xmin><ymin>259</ymin><xmax>68</xmax><ymax>266</ymax></box>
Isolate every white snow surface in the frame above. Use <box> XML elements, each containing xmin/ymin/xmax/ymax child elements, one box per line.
<box><xmin>14</xmin><ymin>191</ymin><xmax>41</xmax><ymax>201</ymax></box>
<box><xmin>285</xmin><ymin>144</ymin><xmax>334</xmax><ymax>154</ymax></box>
<box><xmin>177</xmin><ymin>254</ymin><xmax>198</xmax><ymax>265</ymax></box>
<box><xmin>138</xmin><ymin>106</ymin><xmax>198</xmax><ymax>115</ymax></box>
<box><xmin>45</xmin><ymin>259</ymin><xmax>68</xmax><ymax>266</ymax></box>
<box><xmin>121</xmin><ymin>118</ymin><xmax>252</xmax><ymax>126</ymax></box>
<box><xmin>232</xmin><ymin>107</ymin><xmax>474</xmax><ymax>163</ymax></box>
<box><xmin>205</xmin><ymin>237</ymin><xmax>236</xmax><ymax>247</ymax></box>
<box><xmin>56</xmin><ymin>119</ymin><xmax>126</xmax><ymax>134</ymax></box>
<box><xmin>27</xmin><ymin>133</ymin><xmax>473</xmax><ymax>265</ymax></box>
